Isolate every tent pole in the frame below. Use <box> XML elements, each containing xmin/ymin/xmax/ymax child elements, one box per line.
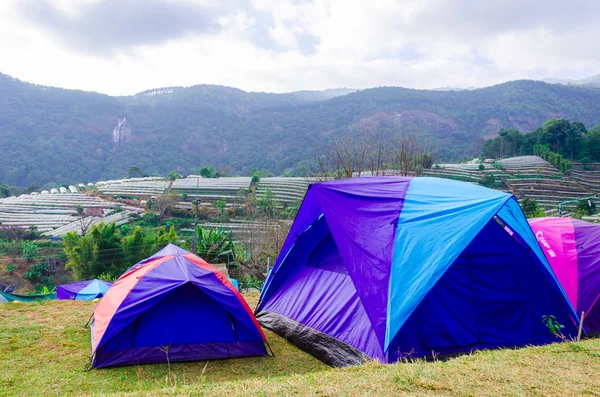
<box><xmin>577</xmin><ymin>311</ymin><xmax>585</xmax><ymax>341</ymax></box>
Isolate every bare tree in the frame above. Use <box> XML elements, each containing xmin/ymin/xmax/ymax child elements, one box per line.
<box><xmin>154</xmin><ymin>192</ymin><xmax>177</xmax><ymax>220</ymax></box>
<box><xmin>75</xmin><ymin>205</ymin><xmax>93</xmax><ymax>235</ymax></box>
<box><xmin>311</xmin><ymin>128</ymin><xmax>432</xmax><ymax>179</ymax></box>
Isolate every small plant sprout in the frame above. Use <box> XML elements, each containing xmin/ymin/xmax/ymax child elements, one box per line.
<box><xmin>158</xmin><ymin>345</ymin><xmax>175</xmax><ymax>388</ymax></box>
<box><xmin>542</xmin><ymin>315</ymin><xmax>565</xmax><ymax>339</ymax></box>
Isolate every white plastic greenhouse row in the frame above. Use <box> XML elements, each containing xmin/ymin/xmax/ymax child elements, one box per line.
<box><xmin>93</xmin><ymin>177</ymin><xmax>166</xmax><ymax>187</ymax></box>
<box><xmin>42</xmin><ymin>210</ymin><xmax>136</xmax><ymax>237</ymax></box>
<box><xmin>498</xmin><ymin>156</ymin><xmax>550</xmax><ymax>166</ymax></box>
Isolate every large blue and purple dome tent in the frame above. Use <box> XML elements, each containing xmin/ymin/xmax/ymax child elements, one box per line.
<box><xmin>256</xmin><ymin>177</ymin><xmax>579</xmax><ymax>366</ymax></box>
<box><xmin>90</xmin><ymin>244</ymin><xmax>268</xmax><ymax>368</ymax></box>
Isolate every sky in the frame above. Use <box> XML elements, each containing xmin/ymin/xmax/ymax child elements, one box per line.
<box><xmin>1</xmin><ymin>0</ymin><xmax>598</xmax><ymax>96</ymax></box>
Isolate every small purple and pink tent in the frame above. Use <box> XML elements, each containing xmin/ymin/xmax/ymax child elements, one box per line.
<box><xmin>90</xmin><ymin>244</ymin><xmax>268</xmax><ymax>368</ymax></box>
<box><xmin>57</xmin><ymin>280</ymin><xmax>112</xmax><ymax>301</ymax></box>
<box><xmin>529</xmin><ymin>217</ymin><xmax>600</xmax><ymax>333</ymax></box>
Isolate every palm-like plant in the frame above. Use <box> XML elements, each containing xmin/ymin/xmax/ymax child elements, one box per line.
<box><xmin>196</xmin><ymin>227</ymin><xmax>234</xmax><ymax>265</ymax></box>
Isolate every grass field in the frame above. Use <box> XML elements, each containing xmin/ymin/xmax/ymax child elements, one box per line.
<box><xmin>1</xmin><ymin>294</ymin><xmax>600</xmax><ymax>397</ymax></box>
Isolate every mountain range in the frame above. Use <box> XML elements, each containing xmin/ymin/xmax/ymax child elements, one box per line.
<box><xmin>2</xmin><ymin>72</ymin><xmax>600</xmax><ymax>188</ymax></box>
<box><xmin>543</xmin><ymin>74</ymin><xmax>600</xmax><ymax>88</ymax></box>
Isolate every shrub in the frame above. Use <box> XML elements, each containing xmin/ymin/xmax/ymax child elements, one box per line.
<box><xmin>478</xmin><ymin>174</ymin><xmax>497</xmax><ymax>188</ymax></box>
<box><xmin>251</xmin><ymin>171</ymin><xmax>261</xmax><ymax>184</ymax></box>
<box><xmin>0</xmin><ymin>240</ymin><xmax>23</xmax><ymax>260</ymax></box>
<box><xmin>478</xmin><ymin>164</ymin><xmax>485</xmax><ymax>171</ymax></box>
<box><xmin>0</xmin><ymin>225</ymin><xmax>37</xmax><ymax>241</ymax></box>
<box><xmin>5</xmin><ymin>263</ymin><xmax>17</xmax><ymax>274</ymax></box>
<box><xmin>576</xmin><ymin>199</ymin><xmax>597</xmax><ymax>216</ymax></box>
<box><xmin>195</xmin><ymin>227</ymin><xmax>235</xmax><ymax>265</ymax></box>
<box><xmin>141</xmin><ymin>212</ymin><xmax>160</xmax><ymax>226</ymax></box>
<box><xmin>21</xmin><ymin>241</ymin><xmax>39</xmax><ymax>262</ymax></box>
<box><xmin>98</xmin><ymin>272</ymin><xmax>118</xmax><ymax>282</ymax></box>
<box><xmin>521</xmin><ymin>198</ymin><xmax>546</xmax><ymax>218</ymax></box>
<box><xmin>23</xmin><ymin>262</ymin><xmax>49</xmax><ymax>284</ymax></box>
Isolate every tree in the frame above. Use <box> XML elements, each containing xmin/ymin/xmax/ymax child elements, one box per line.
<box><xmin>63</xmin><ymin>222</ymin><xmax>179</xmax><ymax>280</ymax></box>
<box><xmin>154</xmin><ymin>192</ymin><xmax>176</xmax><ymax>220</ymax></box>
<box><xmin>63</xmin><ymin>223</ymin><xmax>123</xmax><ymax>280</ymax></box>
<box><xmin>258</xmin><ymin>187</ymin><xmax>278</xmax><ymax>218</ymax></box>
<box><xmin>200</xmin><ymin>166</ymin><xmax>216</xmax><ymax>178</ymax></box>
<box><xmin>587</xmin><ymin>130</ymin><xmax>600</xmax><ymax>161</ymax></box>
<box><xmin>22</xmin><ymin>184</ymin><xmax>39</xmax><ymax>194</ymax></box>
<box><xmin>166</xmin><ymin>171</ymin><xmax>180</xmax><ymax>181</ymax></box>
<box><xmin>521</xmin><ymin>198</ymin><xmax>545</xmax><ymax>218</ymax></box>
<box><xmin>126</xmin><ymin>166</ymin><xmax>144</xmax><ymax>178</ymax></box>
<box><xmin>214</xmin><ymin>199</ymin><xmax>227</xmax><ymax>218</ymax></box>
<box><xmin>0</xmin><ymin>184</ymin><xmax>10</xmax><ymax>198</ymax></box>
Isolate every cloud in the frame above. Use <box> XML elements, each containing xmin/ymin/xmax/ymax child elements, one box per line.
<box><xmin>2</xmin><ymin>0</ymin><xmax>600</xmax><ymax>95</ymax></box>
<box><xmin>13</xmin><ymin>0</ymin><xmax>229</xmax><ymax>55</ymax></box>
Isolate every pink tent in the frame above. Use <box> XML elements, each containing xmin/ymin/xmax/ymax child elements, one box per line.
<box><xmin>529</xmin><ymin>217</ymin><xmax>600</xmax><ymax>333</ymax></box>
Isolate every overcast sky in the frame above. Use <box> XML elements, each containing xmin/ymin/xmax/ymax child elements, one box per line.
<box><xmin>1</xmin><ymin>0</ymin><xmax>598</xmax><ymax>96</ymax></box>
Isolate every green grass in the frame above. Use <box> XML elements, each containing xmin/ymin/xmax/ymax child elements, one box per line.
<box><xmin>1</xmin><ymin>295</ymin><xmax>600</xmax><ymax>397</ymax></box>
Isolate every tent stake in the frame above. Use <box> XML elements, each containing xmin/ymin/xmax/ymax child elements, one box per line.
<box><xmin>577</xmin><ymin>311</ymin><xmax>585</xmax><ymax>342</ymax></box>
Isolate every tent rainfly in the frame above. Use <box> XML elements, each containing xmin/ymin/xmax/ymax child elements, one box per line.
<box><xmin>256</xmin><ymin>177</ymin><xmax>579</xmax><ymax>366</ymax></box>
<box><xmin>90</xmin><ymin>244</ymin><xmax>268</xmax><ymax>368</ymax></box>
<box><xmin>529</xmin><ymin>217</ymin><xmax>600</xmax><ymax>334</ymax></box>
<box><xmin>57</xmin><ymin>280</ymin><xmax>113</xmax><ymax>301</ymax></box>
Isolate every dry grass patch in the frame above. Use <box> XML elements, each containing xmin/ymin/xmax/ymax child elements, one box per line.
<box><xmin>1</xmin><ymin>294</ymin><xmax>600</xmax><ymax>397</ymax></box>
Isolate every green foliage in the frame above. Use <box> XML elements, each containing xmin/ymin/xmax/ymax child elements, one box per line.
<box><xmin>195</xmin><ymin>227</ymin><xmax>234</xmax><ymax>265</ymax></box>
<box><xmin>4</xmin><ymin>263</ymin><xmax>17</xmax><ymax>274</ymax></box>
<box><xmin>533</xmin><ymin>144</ymin><xmax>572</xmax><ymax>174</ymax></box>
<box><xmin>281</xmin><ymin>203</ymin><xmax>300</xmax><ymax>220</ymax></box>
<box><xmin>520</xmin><ymin>198</ymin><xmax>546</xmax><ymax>218</ymax></box>
<box><xmin>251</xmin><ymin>171</ymin><xmax>261</xmax><ymax>184</ymax></box>
<box><xmin>258</xmin><ymin>187</ymin><xmax>279</xmax><ymax>218</ymax></box>
<box><xmin>0</xmin><ymin>184</ymin><xmax>10</xmax><ymax>198</ymax></box>
<box><xmin>63</xmin><ymin>222</ymin><xmax>180</xmax><ymax>280</ymax></box>
<box><xmin>415</xmin><ymin>153</ymin><xmax>435</xmax><ymax>170</ymax></box>
<box><xmin>126</xmin><ymin>166</ymin><xmax>144</xmax><ymax>178</ymax></box>
<box><xmin>576</xmin><ymin>199</ymin><xmax>597</xmax><ymax>217</ymax></box>
<box><xmin>214</xmin><ymin>199</ymin><xmax>227</xmax><ymax>217</ymax></box>
<box><xmin>542</xmin><ymin>315</ymin><xmax>564</xmax><ymax>337</ymax></box>
<box><xmin>23</xmin><ymin>262</ymin><xmax>49</xmax><ymax>284</ymax></box>
<box><xmin>478</xmin><ymin>174</ymin><xmax>497</xmax><ymax>188</ymax></box>
<box><xmin>238</xmin><ymin>274</ymin><xmax>264</xmax><ymax>292</ymax></box>
<box><xmin>21</xmin><ymin>241</ymin><xmax>39</xmax><ymax>262</ymax></box>
<box><xmin>166</xmin><ymin>171</ymin><xmax>180</xmax><ymax>181</ymax></box>
<box><xmin>199</xmin><ymin>166</ymin><xmax>215</xmax><ymax>178</ymax></box>
<box><xmin>141</xmin><ymin>211</ymin><xmax>160</xmax><ymax>226</ymax></box>
<box><xmin>478</xmin><ymin>164</ymin><xmax>485</xmax><ymax>170</ymax></box>
<box><xmin>484</xmin><ymin>119</ymin><xmax>597</xmax><ymax>165</ymax></box>
<box><xmin>6</xmin><ymin>75</ymin><xmax>600</xmax><ymax>187</ymax></box>
<box><xmin>97</xmin><ymin>272</ymin><xmax>118</xmax><ymax>282</ymax></box>
<box><xmin>0</xmin><ymin>239</ymin><xmax>23</xmax><ymax>259</ymax></box>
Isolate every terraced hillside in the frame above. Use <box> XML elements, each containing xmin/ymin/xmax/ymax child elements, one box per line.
<box><xmin>93</xmin><ymin>175</ymin><xmax>313</xmax><ymax>208</ymax></box>
<box><xmin>422</xmin><ymin>163</ymin><xmax>511</xmax><ymax>187</ymax></box>
<box><xmin>171</xmin><ymin>176</ymin><xmax>251</xmax><ymax>203</ymax></box>
<box><xmin>255</xmin><ymin>177</ymin><xmax>314</xmax><ymax>205</ymax></box>
<box><xmin>95</xmin><ymin>177</ymin><xmax>169</xmax><ymax>197</ymax></box>
<box><xmin>0</xmin><ymin>191</ymin><xmax>137</xmax><ymax>236</ymax></box>
<box><xmin>570</xmin><ymin>162</ymin><xmax>600</xmax><ymax>222</ymax></box>
<box><xmin>499</xmin><ymin>157</ymin><xmax>596</xmax><ymax>216</ymax></box>
<box><xmin>424</xmin><ymin>156</ymin><xmax>598</xmax><ymax>218</ymax></box>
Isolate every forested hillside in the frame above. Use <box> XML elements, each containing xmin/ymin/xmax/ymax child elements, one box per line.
<box><xmin>2</xmin><ymin>72</ymin><xmax>600</xmax><ymax>187</ymax></box>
